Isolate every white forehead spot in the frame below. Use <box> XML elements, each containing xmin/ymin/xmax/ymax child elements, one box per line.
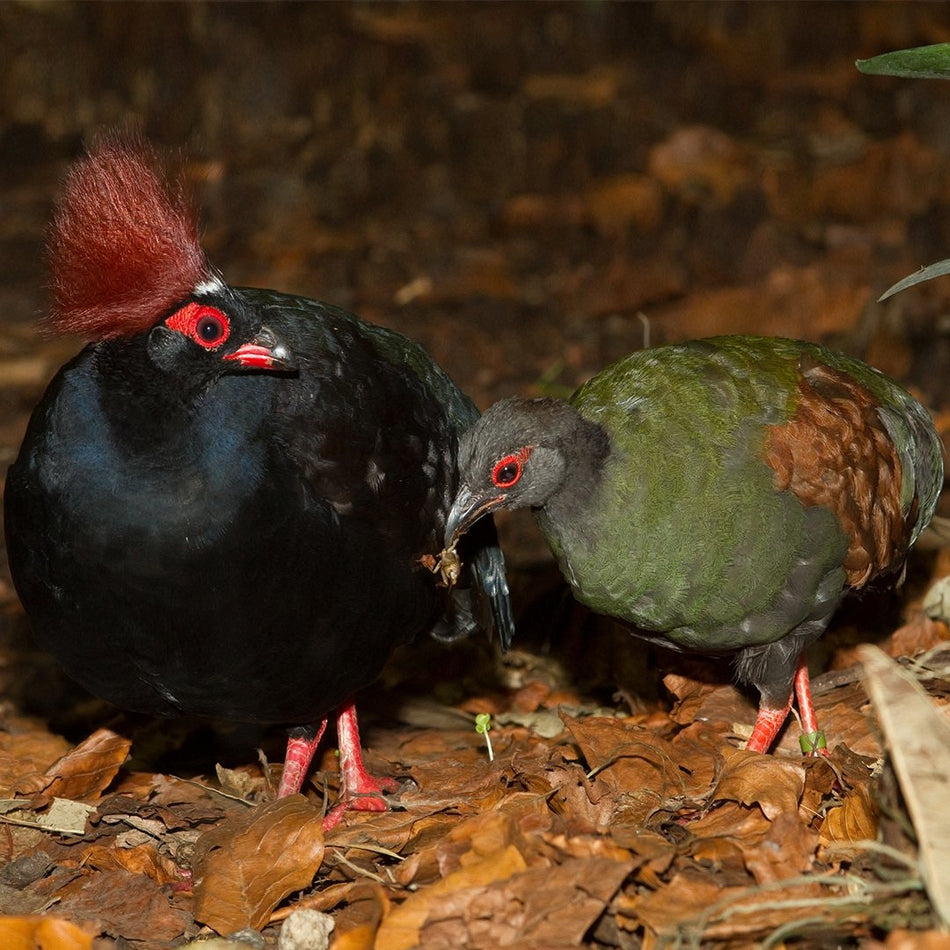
<box><xmin>194</xmin><ymin>275</ymin><xmax>226</xmax><ymax>296</ymax></box>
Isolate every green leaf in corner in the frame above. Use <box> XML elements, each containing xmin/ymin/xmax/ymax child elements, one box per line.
<box><xmin>856</xmin><ymin>43</ymin><xmax>950</xmax><ymax>80</ymax></box>
<box><xmin>880</xmin><ymin>258</ymin><xmax>950</xmax><ymax>301</ymax></box>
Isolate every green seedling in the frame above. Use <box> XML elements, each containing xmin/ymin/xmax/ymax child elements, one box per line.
<box><xmin>474</xmin><ymin>712</ymin><xmax>494</xmax><ymax>762</ymax></box>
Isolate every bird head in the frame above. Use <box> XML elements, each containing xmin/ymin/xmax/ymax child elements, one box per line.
<box><xmin>46</xmin><ymin>133</ymin><xmax>296</xmax><ymax>382</ymax></box>
<box><xmin>444</xmin><ymin>397</ymin><xmax>584</xmax><ymax>546</ymax></box>
<box><xmin>146</xmin><ymin>290</ymin><xmax>297</xmax><ymax>382</ymax></box>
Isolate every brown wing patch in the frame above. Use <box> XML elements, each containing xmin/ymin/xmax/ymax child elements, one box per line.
<box><xmin>764</xmin><ymin>358</ymin><xmax>911</xmax><ymax>588</ymax></box>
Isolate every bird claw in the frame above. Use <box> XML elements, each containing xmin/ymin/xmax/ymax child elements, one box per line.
<box><xmin>356</xmin><ymin>773</ymin><xmax>400</xmax><ymax>795</ymax></box>
<box><xmin>799</xmin><ymin>729</ymin><xmax>829</xmax><ymax>756</ymax></box>
<box><xmin>321</xmin><ymin>777</ymin><xmax>399</xmax><ymax>832</ymax></box>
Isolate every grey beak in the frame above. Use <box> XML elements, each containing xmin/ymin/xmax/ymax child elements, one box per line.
<box><xmin>444</xmin><ymin>483</ymin><xmax>506</xmax><ymax>547</ymax></box>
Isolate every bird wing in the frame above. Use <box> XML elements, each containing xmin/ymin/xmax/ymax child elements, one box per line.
<box><xmin>248</xmin><ymin>291</ymin><xmax>515</xmax><ymax>650</ymax></box>
<box><xmin>764</xmin><ymin>349</ymin><xmax>943</xmax><ymax>588</ymax></box>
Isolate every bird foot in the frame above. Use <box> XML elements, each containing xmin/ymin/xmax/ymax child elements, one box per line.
<box><xmin>321</xmin><ymin>773</ymin><xmax>399</xmax><ymax>832</ymax></box>
<box><xmin>323</xmin><ymin>699</ymin><xmax>399</xmax><ymax>829</ymax></box>
<box><xmin>348</xmin><ymin>772</ymin><xmax>400</xmax><ymax>797</ymax></box>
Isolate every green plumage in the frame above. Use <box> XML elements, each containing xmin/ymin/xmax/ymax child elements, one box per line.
<box><xmin>550</xmin><ymin>339</ymin><xmax>829</xmax><ymax>649</ymax></box>
<box><xmin>445</xmin><ymin>334</ymin><xmax>943</xmax><ymax>752</ymax></box>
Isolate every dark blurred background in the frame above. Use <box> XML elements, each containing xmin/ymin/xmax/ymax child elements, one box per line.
<box><xmin>2</xmin><ymin>2</ymin><xmax>950</xmax><ymax>730</ymax></box>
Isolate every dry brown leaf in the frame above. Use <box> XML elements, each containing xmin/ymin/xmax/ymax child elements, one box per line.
<box><xmin>821</xmin><ymin>784</ymin><xmax>879</xmax><ymax>851</ymax></box>
<box><xmin>860</xmin><ymin>645</ymin><xmax>950</xmax><ymax>928</ymax></box>
<box><xmin>192</xmin><ymin>794</ymin><xmax>325</xmax><ymax>933</ymax></box>
<box><xmin>800</xmin><ymin>754</ymin><xmax>840</xmax><ymax>822</ymax></box>
<box><xmin>620</xmin><ymin>870</ymin><xmax>746</xmax><ymax>938</ymax></box>
<box><xmin>741</xmin><ymin>811</ymin><xmax>818</xmax><ymax>884</ymax></box>
<box><xmin>883</xmin><ymin>612</ymin><xmax>950</xmax><ymax>661</ymax></box>
<box><xmin>521</xmin><ymin>67</ymin><xmax>621</xmax><ymax>106</ymax></box>
<box><xmin>648</xmin><ymin>124</ymin><xmax>750</xmax><ymax>206</ymax></box>
<box><xmin>627</xmin><ymin>869</ymin><xmax>829</xmax><ymax>943</ymax></box>
<box><xmin>386</xmin><ymin>734</ymin><xmax>504</xmax><ymax>812</ymax></box>
<box><xmin>328</xmin><ymin>883</ymin><xmax>389</xmax><ymax>950</ymax></box>
<box><xmin>667</xmin><ymin>682</ymin><xmax>755</xmax><ymax>742</ymax></box>
<box><xmin>0</xmin><ymin>915</ymin><xmax>95</xmax><ymax>950</ymax></box>
<box><xmin>584</xmin><ymin>174</ymin><xmax>664</xmax><ymax>234</ymax></box>
<box><xmin>79</xmin><ymin>841</ymin><xmax>181</xmax><ymax>887</ymax></box>
<box><xmin>608</xmin><ymin>826</ymin><xmax>676</xmax><ymax>888</ymax></box>
<box><xmin>52</xmin><ymin>868</ymin><xmax>192</xmax><ymax>942</ymax></box>
<box><xmin>568</xmin><ymin>717</ymin><xmax>713</xmax><ymax>825</ymax></box>
<box><xmin>685</xmin><ymin>800</ymin><xmax>772</xmax><ymax>886</ymax></box>
<box><xmin>0</xmin><ymin>723</ymin><xmax>73</xmax><ymax>797</ymax></box>
<box><xmin>653</xmin><ymin>264</ymin><xmax>870</xmax><ymax>343</ymax></box>
<box><xmin>422</xmin><ymin>855</ymin><xmax>634</xmax><ymax>949</ymax></box>
<box><xmin>714</xmin><ymin>747</ymin><xmax>805</xmax><ymax>820</ymax></box>
<box><xmin>884</xmin><ymin>929</ymin><xmax>950</xmax><ymax>950</ymax></box>
<box><xmin>394</xmin><ymin>807</ymin><xmax>532</xmax><ymax>890</ymax></box>
<box><xmin>94</xmin><ymin>789</ymin><xmax>224</xmax><ymax>832</ymax></box>
<box><xmin>376</xmin><ymin>843</ymin><xmax>528</xmax><ymax>950</ymax></box>
<box><xmin>20</xmin><ymin>729</ymin><xmax>131</xmax><ymax>808</ymax></box>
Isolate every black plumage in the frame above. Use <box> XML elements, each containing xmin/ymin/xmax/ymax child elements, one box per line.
<box><xmin>4</xmin><ymin>137</ymin><xmax>512</xmax><ymax>824</ymax></box>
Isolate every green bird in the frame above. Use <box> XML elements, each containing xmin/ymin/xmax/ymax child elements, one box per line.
<box><xmin>444</xmin><ymin>336</ymin><xmax>944</xmax><ymax>753</ymax></box>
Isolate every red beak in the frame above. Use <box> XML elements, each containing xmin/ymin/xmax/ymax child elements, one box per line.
<box><xmin>224</xmin><ymin>326</ymin><xmax>297</xmax><ymax>371</ymax></box>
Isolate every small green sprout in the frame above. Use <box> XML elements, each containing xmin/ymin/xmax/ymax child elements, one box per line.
<box><xmin>474</xmin><ymin>712</ymin><xmax>494</xmax><ymax>762</ymax></box>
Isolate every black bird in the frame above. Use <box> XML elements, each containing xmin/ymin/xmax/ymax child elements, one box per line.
<box><xmin>443</xmin><ymin>337</ymin><xmax>942</xmax><ymax>754</ymax></box>
<box><xmin>4</xmin><ymin>136</ymin><xmax>513</xmax><ymax>826</ymax></box>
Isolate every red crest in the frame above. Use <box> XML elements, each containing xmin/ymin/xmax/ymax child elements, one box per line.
<box><xmin>47</xmin><ymin>133</ymin><xmax>210</xmax><ymax>339</ymax></box>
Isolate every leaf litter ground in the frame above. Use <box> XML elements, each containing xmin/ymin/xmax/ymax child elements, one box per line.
<box><xmin>0</xmin><ymin>563</ymin><xmax>948</xmax><ymax>949</ymax></box>
<box><xmin>3</xmin><ymin>4</ymin><xmax>950</xmax><ymax>947</ymax></box>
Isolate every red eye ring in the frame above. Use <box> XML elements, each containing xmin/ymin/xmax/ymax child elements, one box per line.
<box><xmin>165</xmin><ymin>302</ymin><xmax>231</xmax><ymax>351</ymax></box>
<box><xmin>492</xmin><ymin>454</ymin><xmax>524</xmax><ymax>489</ymax></box>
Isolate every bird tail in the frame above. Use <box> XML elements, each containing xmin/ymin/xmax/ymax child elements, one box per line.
<box><xmin>878</xmin><ymin>397</ymin><xmax>945</xmax><ymax>547</ymax></box>
<box><xmin>429</xmin><ymin>520</ymin><xmax>515</xmax><ymax>651</ymax></box>
<box><xmin>470</xmin><ymin>543</ymin><xmax>515</xmax><ymax>651</ymax></box>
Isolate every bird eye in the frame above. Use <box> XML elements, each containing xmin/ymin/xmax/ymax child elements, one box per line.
<box><xmin>492</xmin><ymin>455</ymin><xmax>523</xmax><ymax>489</ymax></box>
<box><xmin>165</xmin><ymin>302</ymin><xmax>231</xmax><ymax>351</ymax></box>
<box><xmin>197</xmin><ymin>314</ymin><xmax>226</xmax><ymax>344</ymax></box>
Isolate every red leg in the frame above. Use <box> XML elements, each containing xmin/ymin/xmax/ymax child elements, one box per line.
<box><xmin>793</xmin><ymin>659</ymin><xmax>829</xmax><ymax>756</ymax></box>
<box><xmin>336</xmin><ymin>699</ymin><xmax>398</xmax><ymax>804</ymax></box>
<box><xmin>322</xmin><ymin>700</ymin><xmax>398</xmax><ymax>829</ymax></box>
<box><xmin>745</xmin><ymin>691</ymin><xmax>793</xmax><ymax>754</ymax></box>
<box><xmin>277</xmin><ymin>720</ymin><xmax>328</xmax><ymax>797</ymax></box>
<box><xmin>745</xmin><ymin>655</ymin><xmax>829</xmax><ymax>756</ymax></box>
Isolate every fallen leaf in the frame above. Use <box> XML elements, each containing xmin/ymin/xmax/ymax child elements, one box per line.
<box><xmin>327</xmin><ymin>883</ymin><xmax>388</xmax><ymax>950</ymax></box>
<box><xmin>0</xmin><ymin>724</ymin><xmax>72</xmax><ymax>796</ymax></box>
<box><xmin>0</xmin><ymin>915</ymin><xmax>94</xmax><ymax>950</ymax></box>
<box><xmin>80</xmin><ymin>841</ymin><xmax>182</xmax><ymax>887</ymax></box>
<box><xmin>20</xmin><ymin>730</ymin><xmax>131</xmax><ymax>808</ymax></box>
<box><xmin>647</xmin><ymin>124</ymin><xmax>749</xmax><ymax>206</ymax></box>
<box><xmin>627</xmin><ymin>869</ymin><xmax>829</xmax><ymax>944</ymax></box>
<box><xmin>884</xmin><ymin>929</ymin><xmax>950</xmax><ymax>950</ymax></box>
<box><xmin>859</xmin><ymin>645</ymin><xmax>950</xmax><ymax>928</ymax></box>
<box><xmin>584</xmin><ymin>174</ymin><xmax>664</xmax><ymax>234</ymax></box>
<box><xmin>741</xmin><ymin>811</ymin><xmax>819</xmax><ymax>884</ymax></box>
<box><xmin>568</xmin><ymin>717</ymin><xmax>715</xmax><ymax>826</ymax></box>
<box><xmin>53</xmin><ymin>868</ymin><xmax>192</xmax><ymax>942</ymax></box>
<box><xmin>375</xmin><ymin>844</ymin><xmax>527</xmax><ymax>950</ymax></box>
<box><xmin>192</xmin><ymin>794</ymin><xmax>325</xmax><ymax>933</ymax></box>
<box><xmin>422</xmin><ymin>855</ymin><xmax>633</xmax><ymax>949</ymax></box>
<box><xmin>821</xmin><ymin>785</ymin><xmax>879</xmax><ymax>852</ymax></box>
<box><xmin>714</xmin><ymin>748</ymin><xmax>805</xmax><ymax>820</ymax></box>
<box><xmin>521</xmin><ymin>67</ymin><xmax>622</xmax><ymax>106</ymax></box>
<box><xmin>37</xmin><ymin>798</ymin><xmax>96</xmax><ymax>836</ymax></box>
